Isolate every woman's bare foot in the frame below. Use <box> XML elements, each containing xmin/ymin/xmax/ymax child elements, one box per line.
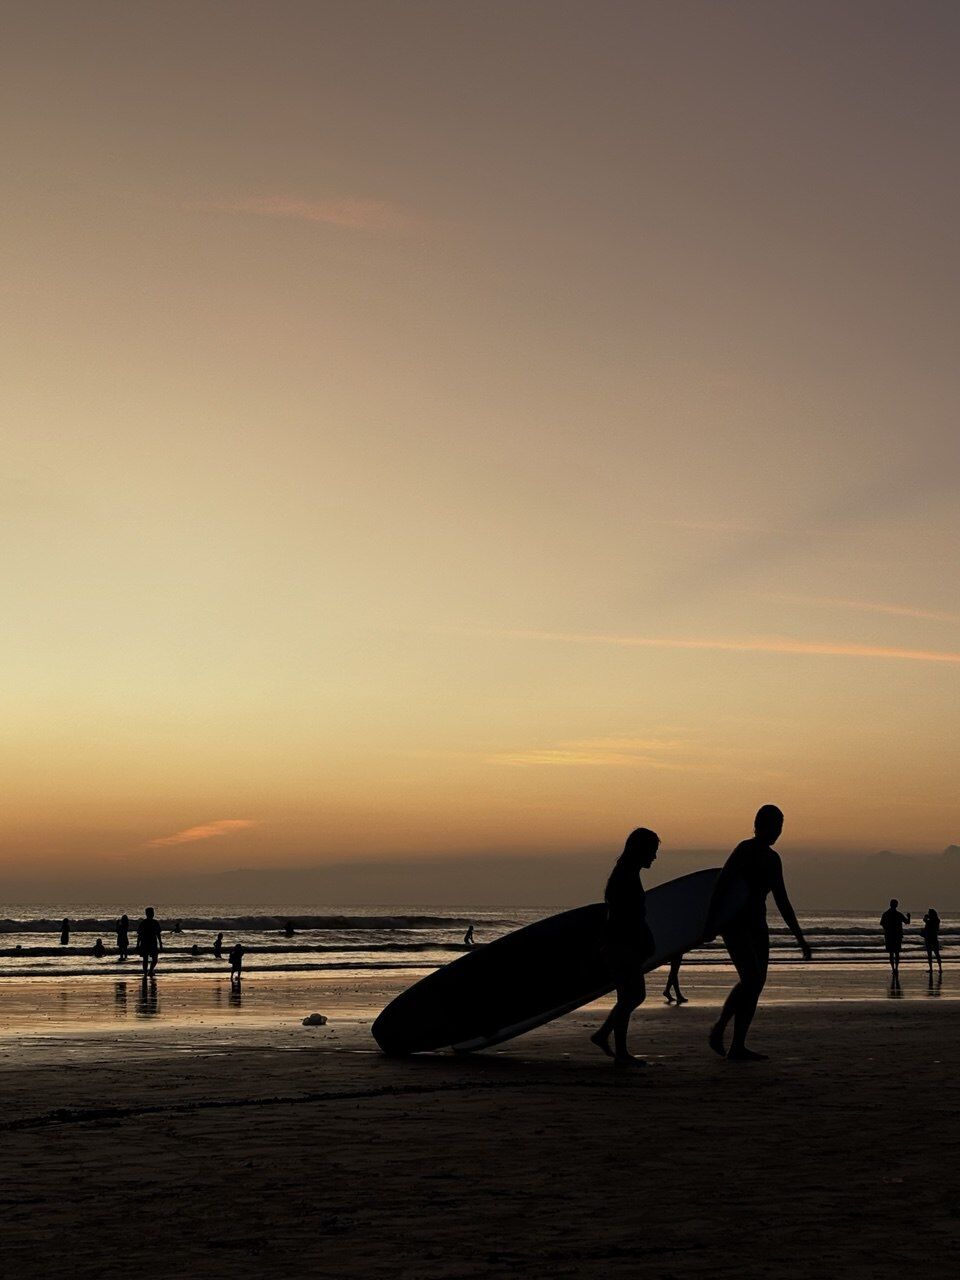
<box><xmin>726</xmin><ymin>1046</ymin><xmax>769</xmax><ymax>1062</ymax></box>
<box><xmin>708</xmin><ymin>1023</ymin><xmax>725</xmax><ymax>1057</ymax></box>
<box><xmin>590</xmin><ymin>1030</ymin><xmax>615</xmax><ymax>1058</ymax></box>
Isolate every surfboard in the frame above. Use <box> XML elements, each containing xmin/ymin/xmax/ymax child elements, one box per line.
<box><xmin>371</xmin><ymin>867</ymin><xmax>744</xmax><ymax>1055</ymax></box>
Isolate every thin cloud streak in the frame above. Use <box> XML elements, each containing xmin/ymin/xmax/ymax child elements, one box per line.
<box><xmin>146</xmin><ymin>819</ymin><xmax>258</xmax><ymax>848</ymax></box>
<box><xmin>188</xmin><ymin>194</ymin><xmax>419</xmax><ymax>235</ymax></box>
<box><xmin>471</xmin><ymin>628</ymin><xmax>960</xmax><ymax>666</ymax></box>
<box><xmin>764</xmin><ymin>593</ymin><xmax>960</xmax><ymax>624</ymax></box>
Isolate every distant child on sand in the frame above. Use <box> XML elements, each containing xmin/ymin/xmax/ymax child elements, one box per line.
<box><xmin>228</xmin><ymin>942</ymin><xmax>245</xmax><ymax>983</ymax></box>
<box><xmin>662</xmin><ymin>954</ymin><xmax>687</xmax><ymax>1004</ymax></box>
<box><xmin>880</xmin><ymin>899</ymin><xmax>910</xmax><ymax>974</ymax></box>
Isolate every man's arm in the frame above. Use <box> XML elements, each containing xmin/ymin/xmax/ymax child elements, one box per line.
<box><xmin>771</xmin><ymin>855</ymin><xmax>812</xmax><ymax>960</ymax></box>
<box><xmin>703</xmin><ymin>857</ymin><xmax>738</xmax><ymax>942</ymax></box>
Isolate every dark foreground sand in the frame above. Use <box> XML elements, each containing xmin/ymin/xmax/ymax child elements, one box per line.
<box><xmin>0</xmin><ymin>982</ymin><xmax>957</xmax><ymax>1279</ymax></box>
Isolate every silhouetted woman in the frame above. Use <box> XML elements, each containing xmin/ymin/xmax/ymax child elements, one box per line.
<box><xmin>591</xmin><ymin>827</ymin><xmax>659</xmax><ymax>1067</ymax></box>
<box><xmin>116</xmin><ymin>914</ymin><xmax>130</xmax><ymax>962</ymax></box>
<box><xmin>213</xmin><ymin>932</ymin><xmax>224</xmax><ymax>959</ymax></box>
<box><xmin>663</xmin><ymin>954</ymin><xmax>687</xmax><ymax>1004</ymax></box>
<box><xmin>59</xmin><ymin>918</ymin><xmax>70</xmax><ymax>946</ymax></box>
<box><xmin>704</xmin><ymin>805</ymin><xmax>811</xmax><ymax>1062</ymax></box>
<box><xmin>922</xmin><ymin>908</ymin><xmax>942</xmax><ymax>974</ymax></box>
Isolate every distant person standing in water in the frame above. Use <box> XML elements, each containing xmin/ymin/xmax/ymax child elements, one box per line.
<box><xmin>213</xmin><ymin>932</ymin><xmax>224</xmax><ymax>959</ymax></box>
<box><xmin>93</xmin><ymin>938</ymin><xmax>106</xmax><ymax>958</ymax></box>
<box><xmin>136</xmin><ymin>907</ymin><xmax>163</xmax><ymax>976</ymax></box>
<box><xmin>463</xmin><ymin>924</ymin><xmax>475</xmax><ymax>948</ymax></box>
<box><xmin>591</xmin><ymin>827</ymin><xmax>660</xmax><ymax>1067</ymax></box>
<box><xmin>704</xmin><ymin>806</ymin><xmax>811</xmax><ymax>1062</ymax></box>
<box><xmin>662</xmin><ymin>954</ymin><xmax>687</xmax><ymax>1004</ymax></box>
<box><xmin>880</xmin><ymin>899</ymin><xmax>910</xmax><ymax>974</ymax></box>
<box><xmin>60</xmin><ymin>918</ymin><xmax>70</xmax><ymax>946</ymax></box>
<box><xmin>116</xmin><ymin>914</ymin><xmax>130</xmax><ymax>962</ymax></box>
<box><xmin>228</xmin><ymin>942</ymin><xmax>244</xmax><ymax>984</ymax></box>
<box><xmin>921</xmin><ymin>908</ymin><xmax>942</xmax><ymax>974</ymax></box>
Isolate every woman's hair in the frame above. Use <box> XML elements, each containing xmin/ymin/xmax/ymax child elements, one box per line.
<box><xmin>622</xmin><ymin>827</ymin><xmax>659</xmax><ymax>858</ymax></box>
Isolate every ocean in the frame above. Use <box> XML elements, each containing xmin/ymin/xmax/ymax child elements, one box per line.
<box><xmin>0</xmin><ymin>904</ymin><xmax>948</xmax><ymax>978</ymax></box>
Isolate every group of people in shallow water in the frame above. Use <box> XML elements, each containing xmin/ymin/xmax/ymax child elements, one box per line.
<box><xmin>60</xmin><ymin>910</ymin><xmax>247</xmax><ymax>985</ymax></box>
<box><xmin>590</xmin><ymin>804</ymin><xmax>945</xmax><ymax>1068</ymax></box>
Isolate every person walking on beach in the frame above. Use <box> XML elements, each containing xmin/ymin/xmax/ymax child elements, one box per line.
<box><xmin>213</xmin><ymin>932</ymin><xmax>224</xmax><ymax>959</ymax></box>
<box><xmin>880</xmin><ymin>899</ymin><xmax>910</xmax><ymax>974</ymax></box>
<box><xmin>136</xmin><ymin>907</ymin><xmax>163</xmax><ymax>975</ymax></box>
<box><xmin>463</xmin><ymin>924</ymin><xmax>476</xmax><ymax>948</ymax></box>
<box><xmin>228</xmin><ymin>942</ymin><xmax>244</xmax><ymax>984</ymax></box>
<box><xmin>59</xmin><ymin>918</ymin><xmax>70</xmax><ymax>946</ymax></box>
<box><xmin>662</xmin><ymin>954</ymin><xmax>687</xmax><ymax>1004</ymax></box>
<box><xmin>921</xmin><ymin>908</ymin><xmax>942</xmax><ymax>975</ymax></box>
<box><xmin>704</xmin><ymin>805</ymin><xmax>812</xmax><ymax>1062</ymax></box>
<box><xmin>590</xmin><ymin>827</ymin><xmax>660</xmax><ymax>1067</ymax></box>
<box><xmin>116</xmin><ymin>914</ymin><xmax>130</xmax><ymax>962</ymax></box>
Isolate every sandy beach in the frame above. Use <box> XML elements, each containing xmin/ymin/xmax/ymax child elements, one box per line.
<box><xmin>1</xmin><ymin>973</ymin><xmax>957</xmax><ymax>1279</ymax></box>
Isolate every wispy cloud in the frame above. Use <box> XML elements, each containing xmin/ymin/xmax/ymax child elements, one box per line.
<box><xmin>487</xmin><ymin>737</ymin><xmax>687</xmax><ymax>769</ymax></box>
<box><xmin>188</xmin><ymin>194</ymin><xmax>418</xmax><ymax>235</ymax></box>
<box><xmin>468</xmin><ymin>628</ymin><xmax>960</xmax><ymax>666</ymax></box>
<box><xmin>764</xmin><ymin>593</ymin><xmax>960</xmax><ymax>624</ymax></box>
<box><xmin>146</xmin><ymin>819</ymin><xmax>258</xmax><ymax>849</ymax></box>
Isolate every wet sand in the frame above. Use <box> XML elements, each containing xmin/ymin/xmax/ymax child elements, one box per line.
<box><xmin>1</xmin><ymin>971</ymin><xmax>957</xmax><ymax>1279</ymax></box>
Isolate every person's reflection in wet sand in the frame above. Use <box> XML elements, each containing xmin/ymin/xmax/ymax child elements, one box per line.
<box><xmin>229</xmin><ymin>979</ymin><xmax>242</xmax><ymax>1009</ymax></box>
<box><xmin>926</xmin><ymin>971</ymin><xmax>942</xmax><ymax>998</ymax></box>
<box><xmin>114</xmin><ymin>981</ymin><xmax>128</xmax><ymax>1018</ymax></box>
<box><xmin>888</xmin><ymin>972</ymin><xmax>903</xmax><ymax>999</ymax></box>
<box><xmin>137</xmin><ymin>976</ymin><xmax>160</xmax><ymax>1017</ymax></box>
<box><xmin>212</xmin><ymin>982</ymin><xmax>224</xmax><ymax>1009</ymax></box>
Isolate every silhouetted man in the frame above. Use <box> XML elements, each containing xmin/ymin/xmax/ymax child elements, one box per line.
<box><xmin>136</xmin><ymin>907</ymin><xmax>163</xmax><ymax>975</ymax></box>
<box><xmin>463</xmin><ymin>924</ymin><xmax>475</xmax><ymax>948</ymax></box>
<box><xmin>880</xmin><ymin>899</ymin><xmax>910</xmax><ymax>973</ymax></box>
<box><xmin>591</xmin><ymin>827</ymin><xmax>660</xmax><ymax>1067</ymax></box>
<box><xmin>704</xmin><ymin>805</ymin><xmax>811</xmax><ymax>1061</ymax></box>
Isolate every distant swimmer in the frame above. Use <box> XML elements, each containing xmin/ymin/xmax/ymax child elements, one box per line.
<box><xmin>190</xmin><ymin>943</ymin><xmax>200</xmax><ymax>956</ymax></box>
<box><xmin>283</xmin><ymin>921</ymin><xmax>295</xmax><ymax>937</ymax></box>
<box><xmin>60</xmin><ymin>918</ymin><xmax>70</xmax><ymax>946</ymax></box>
<box><xmin>880</xmin><ymin>899</ymin><xmax>911</xmax><ymax>974</ymax></box>
<box><xmin>228</xmin><ymin>942</ymin><xmax>245</xmax><ymax>983</ymax></box>
<box><xmin>590</xmin><ymin>827</ymin><xmax>660</xmax><ymax>1067</ymax></box>
<box><xmin>136</xmin><ymin>907</ymin><xmax>163</xmax><ymax>976</ymax></box>
<box><xmin>93</xmin><ymin>938</ymin><xmax>106</xmax><ymax>958</ymax></box>
<box><xmin>116</xmin><ymin>914</ymin><xmax>130</xmax><ymax>962</ymax></box>
<box><xmin>662</xmin><ymin>954</ymin><xmax>687</xmax><ymax>1004</ymax></box>
<box><xmin>921</xmin><ymin>908</ymin><xmax>942</xmax><ymax>975</ymax></box>
<box><xmin>463</xmin><ymin>924</ymin><xmax>476</xmax><ymax>948</ymax></box>
<box><xmin>213</xmin><ymin>932</ymin><xmax>224</xmax><ymax>959</ymax></box>
<box><xmin>704</xmin><ymin>806</ymin><xmax>811</xmax><ymax>1062</ymax></box>
<box><xmin>173</xmin><ymin>919</ymin><xmax>183</xmax><ymax>934</ymax></box>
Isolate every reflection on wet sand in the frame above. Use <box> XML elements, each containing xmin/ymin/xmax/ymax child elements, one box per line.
<box><xmin>115</xmin><ymin>981</ymin><xmax>127</xmax><ymax>1018</ymax></box>
<box><xmin>926</xmin><ymin>972</ymin><xmax>942</xmax><ymax>998</ymax></box>
<box><xmin>136</xmin><ymin>977</ymin><xmax>159</xmax><ymax>1018</ymax></box>
<box><xmin>888</xmin><ymin>974</ymin><xmax>903</xmax><ymax>999</ymax></box>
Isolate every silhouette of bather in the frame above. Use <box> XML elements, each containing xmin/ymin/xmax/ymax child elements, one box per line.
<box><xmin>881</xmin><ymin>899</ymin><xmax>910</xmax><ymax>974</ymax></box>
<box><xmin>116</xmin><ymin>914</ymin><xmax>130</xmax><ymax>962</ymax></box>
<box><xmin>213</xmin><ymin>932</ymin><xmax>224</xmax><ymax>959</ymax></box>
<box><xmin>463</xmin><ymin>924</ymin><xmax>476</xmax><ymax>948</ymax></box>
<box><xmin>921</xmin><ymin>908</ymin><xmax>942</xmax><ymax>974</ymax></box>
<box><xmin>704</xmin><ymin>805</ymin><xmax>811</xmax><ymax>1061</ymax></box>
<box><xmin>136</xmin><ymin>907</ymin><xmax>163</xmax><ymax>975</ymax></box>
<box><xmin>59</xmin><ymin>918</ymin><xmax>70</xmax><ymax>946</ymax></box>
<box><xmin>590</xmin><ymin>827</ymin><xmax>659</xmax><ymax>1067</ymax></box>
<box><xmin>93</xmin><ymin>938</ymin><xmax>106</xmax><ymax>958</ymax></box>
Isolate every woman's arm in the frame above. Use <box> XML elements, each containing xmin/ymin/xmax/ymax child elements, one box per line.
<box><xmin>771</xmin><ymin>855</ymin><xmax>812</xmax><ymax>960</ymax></box>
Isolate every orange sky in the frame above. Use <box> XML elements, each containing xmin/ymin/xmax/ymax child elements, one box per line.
<box><xmin>2</xmin><ymin>3</ymin><xmax>958</xmax><ymax>887</ymax></box>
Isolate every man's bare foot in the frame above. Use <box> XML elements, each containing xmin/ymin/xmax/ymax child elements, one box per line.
<box><xmin>614</xmin><ymin>1053</ymin><xmax>647</xmax><ymax>1068</ymax></box>
<box><xmin>726</xmin><ymin>1046</ymin><xmax>769</xmax><ymax>1062</ymax></box>
<box><xmin>708</xmin><ymin>1023</ymin><xmax>725</xmax><ymax>1057</ymax></box>
<box><xmin>663</xmin><ymin>991</ymin><xmax>674</xmax><ymax>1003</ymax></box>
<box><xmin>675</xmin><ymin>994</ymin><xmax>688</xmax><ymax>1005</ymax></box>
<box><xmin>590</xmin><ymin>1030</ymin><xmax>614</xmax><ymax>1058</ymax></box>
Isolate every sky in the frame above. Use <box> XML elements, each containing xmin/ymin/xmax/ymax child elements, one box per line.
<box><xmin>2</xmin><ymin>2</ymin><xmax>959</xmax><ymax>895</ymax></box>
